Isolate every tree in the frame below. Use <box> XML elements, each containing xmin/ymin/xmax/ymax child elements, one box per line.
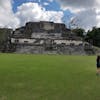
<box><xmin>86</xmin><ymin>27</ymin><xmax>100</xmax><ymax>47</ymax></box>
<box><xmin>0</xmin><ymin>28</ymin><xmax>13</xmax><ymax>52</ymax></box>
<box><xmin>72</xmin><ymin>28</ymin><xmax>85</xmax><ymax>37</ymax></box>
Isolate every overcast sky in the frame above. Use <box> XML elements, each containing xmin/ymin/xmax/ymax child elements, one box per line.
<box><xmin>0</xmin><ymin>0</ymin><xmax>100</xmax><ymax>30</ymax></box>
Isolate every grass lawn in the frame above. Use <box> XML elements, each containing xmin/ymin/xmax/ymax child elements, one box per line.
<box><xmin>0</xmin><ymin>53</ymin><xmax>99</xmax><ymax>100</ymax></box>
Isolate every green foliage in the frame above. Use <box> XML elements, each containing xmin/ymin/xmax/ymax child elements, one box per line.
<box><xmin>0</xmin><ymin>28</ymin><xmax>12</xmax><ymax>43</ymax></box>
<box><xmin>0</xmin><ymin>28</ymin><xmax>12</xmax><ymax>51</ymax></box>
<box><xmin>0</xmin><ymin>54</ymin><xmax>99</xmax><ymax>100</ymax></box>
<box><xmin>0</xmin><ymin>29</ymin><xmax>7</xmax><ymax>42</ymax></box>
<box><xmin>72</xmin><ymin>28</ymin><xmax>85</xmax><ymax>37</ymax></box>
<box><xmin>86</xmin><ymin>27</ymin><xmax>100</xmax><ymax>47</ymax></box>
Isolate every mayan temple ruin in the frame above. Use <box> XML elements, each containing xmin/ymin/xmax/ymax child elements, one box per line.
<box><xmin>0</xmin><ymin>21</ymin><xmax>97</xmax><ymax>55</ymax></box>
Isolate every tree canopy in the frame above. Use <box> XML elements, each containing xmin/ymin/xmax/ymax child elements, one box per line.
<box><xmin>86</xmin><ymin>27</ymin><xmax>100</xmax><ymax>47</ymax></box>
<box><xmin>72</xmin><ymin>28</ymin><xmax>85</xmax><ymax>37</ymax></box>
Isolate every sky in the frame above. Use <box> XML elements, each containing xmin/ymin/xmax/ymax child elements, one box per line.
<box><xmin>0</xmin><ymin>0</ymin><xmax>100</xmax><ymax>30</ymax></box>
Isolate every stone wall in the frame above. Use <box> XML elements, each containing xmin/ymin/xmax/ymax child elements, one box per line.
<box><xmin>13</xmin><ymin>21</ymin><xmax>70</xmax><ymax>38</ymax></box>
<box><xmin>13</xmin><ymin>43</ymin><xmax>87</xmax><ymax>55</ymax></box>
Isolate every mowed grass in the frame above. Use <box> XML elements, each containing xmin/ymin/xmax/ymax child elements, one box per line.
<box><xmin>0</xmin><ymin>54</ymin><xmax>100</xmax><ymax>100</ymax></box>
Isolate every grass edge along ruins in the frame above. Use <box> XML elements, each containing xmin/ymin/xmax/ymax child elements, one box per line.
<box><xmin>0</xmin><ymin>21</ymin><xmax>99</xmax><ymax>55</ymax></box>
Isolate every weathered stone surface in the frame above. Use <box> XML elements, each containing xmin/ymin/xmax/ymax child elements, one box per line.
<box><xmin>0</xmin><ymin>21</ymin><xmax>100</xmax><ymax>55</ymax></box>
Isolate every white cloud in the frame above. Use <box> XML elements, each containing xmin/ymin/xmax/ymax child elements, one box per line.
<box><xmin>0</xmin><ymin>1</ymin><xmax>63</xmax><ymax>29</ymax></box>
<box><xmin>57</xmin><ymin>0</ymin><xmax>97</xmax><ymax>13</ymax></box>
<box><xmin>16</xmin><ymin>2</ymin><xmax>64</xmax><ymax>26</ymax></box>
<box><xmin>1</xmin><ymin>0</ymin><xmax>100</xmax><ymax>30</ymax></box>
<box><xmin>70</xmin><ymin>9</ymin><xmax>98</xmax><ymax>30</ymax></box>
<box><xmin>57</xmin><ymin>0</ymin><xmax>100</xmax><ymax>30</ymax></box>
<box><xmin>42</xmin><ymin>11</ymin><xmax>63</xmax><ymax>23</ymax></box>
<box><xmin>43</xmin><ymin>2</ymin><xmax>49</xmax><ymax>6</ymax></box>
<box><xmin>0</xmin><ymin>0</ymin><xmax>20</xmax><ymax>29</ymax></box>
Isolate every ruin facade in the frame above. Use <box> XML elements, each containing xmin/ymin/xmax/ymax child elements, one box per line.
<box><xmin>0</xmin><ymin>21</ymin><xmax>96</xmax><ymax>55</ymax></box>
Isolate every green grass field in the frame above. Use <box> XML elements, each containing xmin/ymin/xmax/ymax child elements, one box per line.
<box><xmin>0</xmin><ymin>53</ymin><xmax>100</xmax><ymax>100</ymax></box>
